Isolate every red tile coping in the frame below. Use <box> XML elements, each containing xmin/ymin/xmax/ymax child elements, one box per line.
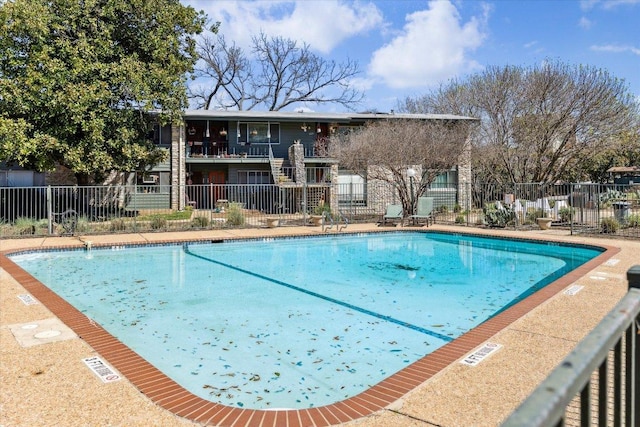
<box><xmin>0</xmin><ymin>234</ymin><xmax>619</xmax><ymax>427</ymax></box>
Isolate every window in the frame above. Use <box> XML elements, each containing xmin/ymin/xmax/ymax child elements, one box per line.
<box><xmin>237</xmin><ymin>170</ymin><xmax>271</xmax><ymax>184</ymax></box>
<box><xmin>338</xmin><ymin>172</ymin><xmax>366</xmax><ymax>206</ymax></box>
<box><xmin>237</xmin><ymin>122</ymin><xmax>280</xmax><ymax>145</ymax></box>
<box><xmin>431</xmin><ymin>169</ymin><xmax>458</xmax><ymax>188</ymax></box>
<box><xmin>150</xmin><ymin>123</ymin><xmax>172</xmax><ymax>145</ymax></box>
<box><xmin>136</xmin><ymin>172</ymin><xmax>170</xmax><ymax>192</ymax></box>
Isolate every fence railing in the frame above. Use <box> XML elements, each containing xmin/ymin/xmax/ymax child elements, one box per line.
<box><xmin>501</xmin><ymin>266</ymin><xmax>640</xmax><ymax>427</ymax></box>
<box><xmin>1</xmin><ymin>181</ymin><xmax>639</xmax><ymax>238</ymax></box>
<box><xmin>432</xmin><ymin>182</ymin><xmax>640</xmax><ymax>239</ymax></box>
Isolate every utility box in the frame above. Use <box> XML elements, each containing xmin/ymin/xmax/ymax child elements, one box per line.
<box><xmin>612</xmin><ymin>201</ymin><xmax>630</xmax><ymax>223</ymax></box>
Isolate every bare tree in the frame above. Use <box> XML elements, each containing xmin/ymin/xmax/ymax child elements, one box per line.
<box><xmin>399</xmin><ymin>61</ymin><xmax>640</xmax><ymax>185</ymax></box>
<box><xmin>330</xmin><ymin>119</ymin><xmax>474</xmax><ymax>215</ymax></box>
<box><xmin>190</xmin><ymin>32</ymin><xmax>363</xmax><ymax>111</ymax></box>
<box><xmin>190</xmin><ymin>34</ymin><xmax>252</xmax><ymax>110</ymax></box>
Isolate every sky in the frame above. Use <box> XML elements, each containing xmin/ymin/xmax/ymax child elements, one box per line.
<box><xmin>181</xmin><ymin>0</ymin><xmax>640</xmax><ymax>113</ymax></box>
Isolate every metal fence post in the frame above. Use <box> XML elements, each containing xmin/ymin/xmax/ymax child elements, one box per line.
<box><xmin>627</xmin><ymin>265</ymin><xmax>640</xmax><ymax>427</ymax></box>
<box><xmin>47</xmin><ymin>186</ymin><xmax>53</xmax><ymax>235</ymax></box>
<box><xmin>570</xmin><ymin>186</ymin><xmax>574</xmax><ymax>235</ymax></box>
<box><xmin>628</xmin><ymin>265</ymin><xmax>640</xmax><ymax>290</ymax></box>
<box><xmin>302</xmin><ymin>181</ymin><xmax>307</xmax><ymax>223</ymax></box>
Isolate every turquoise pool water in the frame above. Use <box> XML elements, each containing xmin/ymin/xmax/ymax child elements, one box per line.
<box><xmin>10</xmin><ymin>232</ymin><xmax>601</xmax><ymax>409</ymax></box>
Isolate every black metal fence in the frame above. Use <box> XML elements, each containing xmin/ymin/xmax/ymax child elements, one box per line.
<box><xmin>501</xmin><ymin>266</ymin><xmax>640</xmax><ymax>427</ymax></box>
<box><xmin>433</xmin><ymin>181</ymin><xmax>640</xmax><ymax>239</ymax></box>
<box><xmin>1</xmin><ymin>181</ymin><xmax>639</xmax><ymax>238</ymax></box>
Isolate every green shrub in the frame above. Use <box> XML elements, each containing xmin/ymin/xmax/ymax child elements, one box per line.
<box><xmin>626</xmin><ymin>213</ymin><xmax>640</xmax><ymax>228</ymax></box>
<box><xmin>453</xmin><ymin>204</ymin><xmax>462</xmax><ymax>213</ymax></box>
<box><xmin>600</xmin><ymin>217</ymin><xmax>619</xmax><ymax>234</ymax></box>
<box><xmin>455</xmin><ymin>214</ymin><xmax>465</xmax><ymax>224</ymax></box>
<box><xmin>599</xmin><ymin>189</ymin><xmax>625</xmax><ymax>207</ymax></box>
<box><xmin>14</xmin><ymin>217</ymin><xmax>37</xmax><ymax>235</ymax></box>
<box><xmin>558</xmin><ymin>206</ymin><xmax>574</xmax><ymax>223</ymax></box>
<box><xmin>191</xmin><ymin>216</ymin><xmax>209</xmax><ymax>228</ymax></box>
<box><xmin>0</xmin><ymin>223</ymin><xmax>13</xmax><ymax>237</ymax></box>
<box><xmin>75</xmin><ymin>216</ymin><xmax>90</xmax><ymax>233</ymax></box>
<box><xmin>526</xmin><ymin>208</ymin><xmax>545</xmax><ymax>223</ymax></box>
<box><xmin>150</xmin><ymin>215</ymin><xmax>167</xmax><ymax>230</ymax></box>
<box><xmin>313</xmin><ymin>203</ymin><xmax>331</xmax><ymax>216</ymax></box>
<box><xmin>226</xmin><ymin>203</ymin><xmax>245</xmax><ymax>226</ymax></box>
<box><xmin>483</xmin><ymin>203</ymin><xmax>515</xmax><ymax>228</ymax></box>
<box><xmin>110</xmin><ymin>218</ymin><xmax>127</xmax><ymax>231</ymax></box>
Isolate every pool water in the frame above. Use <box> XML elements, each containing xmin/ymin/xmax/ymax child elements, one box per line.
<box><xmin>10</xmin><ymin>232</ymin><xmax>601</xmax><ymax>409</ymax></box>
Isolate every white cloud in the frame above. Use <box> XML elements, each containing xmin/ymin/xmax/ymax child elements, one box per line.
<box><xmin>186</xmin><ymin>0</ymin><xmax>383</xmax><ymax>54</ymax></box>
<box><xmin>591</xmin><ymin>44</ymin><xmax>640</xmax><ymax>55</ymax></box>
<box><xmin>578</xmin><ymin>16</ymin><xmax>593</xmax><ymax>29</ymax></box>
<box><xmin>601</xmin><ymin>0</ymin><xmax>640</xmax><ymax>9</ymax></box>
<box><xmin>367</xmin><ymin>0</ymin><xmax>489</xmax><ymax>89</ymax></box>
<box><xmin>580</xmin><ymin>0</ymin><xmax>640</xmax><ymax>10</ymax></box>
<box><xmin>579</xmin><ymin>0</ymin><xmax>599</xmax><ymax>11</ymax></box>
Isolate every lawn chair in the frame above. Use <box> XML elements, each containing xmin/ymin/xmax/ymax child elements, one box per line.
<box><xmin>409</xmin><ymin>196</ymin><xmax>434</xmax><ymax>226</ymax></box>
<box><xmin>379</xmin><ymin>204</ymin><xmax>404</xmax><ymax>227</ymax></box>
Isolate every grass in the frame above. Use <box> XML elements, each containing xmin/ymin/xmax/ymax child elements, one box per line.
<box><xmin>136</xmin><ymin>209</ymin><xmax>193</xmax><ymax>222</ymax></box>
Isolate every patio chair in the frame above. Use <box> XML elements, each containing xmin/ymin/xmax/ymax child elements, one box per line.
<box><xmin>379</xmin><ymin>204</ymin><xmax>404</xmax><ymax>227</ymax></box>
<box><xmin>409</xmin><ymin>196</ymin><xmax>435</xmax><ymax>226</ymax></box>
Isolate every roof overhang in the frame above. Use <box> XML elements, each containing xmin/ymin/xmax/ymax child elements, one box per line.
<box><xmin>181</xmin><ymin>110</ymin><xmax>478</xmax><ymax>123</ymax></box>
<box><xmin>607</xmin><ymin>166</ymin><xmax>640</xmax><ymax>174</ymax></box>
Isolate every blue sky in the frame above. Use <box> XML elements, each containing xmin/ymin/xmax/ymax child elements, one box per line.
<box><xmin>182</xmin><ymin>0</ymin><xmax>640</xmax><ymax>113</ymax></box>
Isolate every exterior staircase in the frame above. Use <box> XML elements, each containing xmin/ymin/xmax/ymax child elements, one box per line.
<box><xmin>268</xmin><ymin>147</ymin><xmax>294</xmax><ymax>186</ymax></box>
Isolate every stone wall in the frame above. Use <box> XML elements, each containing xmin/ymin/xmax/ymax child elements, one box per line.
<box><xmin>170</xmin><ymin>123</ymin><xmax>185</xmax><ymax>210</ymax></box>
<box><xmin>456</xmin><ymin>136</ymin><xmax>472</xmax><ymax>210</ymax></box>
<box><xmin>288</xmin><ymin>141</ymin><xmax>305</xmax><ymax>184</ymax></box>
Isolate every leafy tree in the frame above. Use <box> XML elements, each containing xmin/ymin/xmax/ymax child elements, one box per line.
<box><xmin>399</xmin><ymin>61</ymin><xmax>640</xmax><ymax>185</ymax></box>
<box><xmin>0</xmin><ymin>0</ymin><xmax>205</xmax><ymax>184</ymax></box>
<box><xmin>190</xmin><ymin>31</ymin><xmax>363</xmax><ymax>111</ymax></box>
<box><xmin>329</xmin><ymin>119</ymin><xmax>474</xmax><ymax>215</ymax></box>
<box><xmin>575</xmin><ymin>130</ymin><xmax>640</xmax><ymax>182</ymax></box>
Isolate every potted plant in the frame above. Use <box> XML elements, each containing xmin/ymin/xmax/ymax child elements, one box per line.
<box><xmin>536</xmin><ymin>210</ymin><xmax>553</xmax><ymax>230</ymax></box>
<box><xmin>311</xmin><ymin>202</ymin><xmax>330</xmax><ymax>226</ymax></box>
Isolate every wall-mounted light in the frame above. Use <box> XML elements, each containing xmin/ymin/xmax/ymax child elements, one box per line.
<box><xmin>237</xmin><ymin>123</ymin><xmax>241</xmax><ymax>138</ymax></box>
<box><xmin>317</xmin><ymin>125</ymin><xmax>322</xmax><ymax>133</ymax></box>
<box><xmin>301</xmin><ymin>123</ymin><xmax>310</xmax><ymax>132</ymax></box>
<box><xmin>250</xmin><ymin>128</ymin><xmax>258</xmax><ymax>136</ymax></box>
<box><xmin>219</xmin><ymin>127</ymin><xmax>227</xmax><ymax>137</ymax></box>
<box><xmin>205</xmin><ymin>120</ymin><xmax>210</xmax><ymax>138</ymax></box>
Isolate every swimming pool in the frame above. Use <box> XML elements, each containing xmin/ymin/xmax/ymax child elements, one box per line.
<box><xmin>9</xmin><ymin>231</ymin><xmax>603</xmax><ymax>412</ymax></box>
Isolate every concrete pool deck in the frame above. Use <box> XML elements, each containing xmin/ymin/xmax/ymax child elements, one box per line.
<box><xmin>0</xmin><ymin>224</ymin><xmax>636</xmax><ymax>426</ymax></box>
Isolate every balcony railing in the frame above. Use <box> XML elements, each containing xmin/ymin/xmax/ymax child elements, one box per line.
<box><xmin>185</xmin><ymin>141</ymin><xmax>333</xmax><ymax>159</ymax></box>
